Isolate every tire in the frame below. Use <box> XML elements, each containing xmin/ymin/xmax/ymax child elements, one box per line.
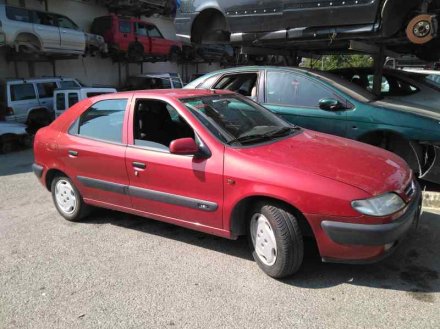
<box><xmin>248</xmin><ymin>202</ymin><xmax>304</xmax><ymax>278</ymax></box>
<box><xmin>51</xmin><ymin>175</ymin><xmax>90</xmax><ymax>222</ymax></box>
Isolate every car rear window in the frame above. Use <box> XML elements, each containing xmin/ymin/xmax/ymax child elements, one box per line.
<box><xmin>6</xmin><ymin>6</ymin><xmax>32</xmax><ymax>22</ymax></box>
<box><xmin>10</xmin><ymin>84</ymin><xmax>36</xmax><ymax>101</ymax></box>
<box><xmin>56</xmin><ymin>93</ymin><xmax>66</xmax><ymax>111</ymax></box>
<box><xmin>172</xmin><ymin>78</ymin><xmax>183</xmax><ymax>89</ymax></box>
<box><xmin>68</xmin><ymin>93</ymin><xmax>79</xmax><ymax>107</ymax></box>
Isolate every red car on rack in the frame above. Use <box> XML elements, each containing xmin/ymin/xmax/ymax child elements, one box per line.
<box><xmin>33</xmin><ymin>89</ymin><xmax>421</xmax><ymax>278</ymax></box>
<box><xmin>91</xmin><ymin>14</ymin><xmax>182</xmax><ymax>61</ymax></box>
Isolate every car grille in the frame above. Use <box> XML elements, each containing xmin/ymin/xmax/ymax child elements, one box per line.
<box><xmin>404</xmin><ymin>180</ymin><xmax>416</xmax><ymax>199</ymax></box>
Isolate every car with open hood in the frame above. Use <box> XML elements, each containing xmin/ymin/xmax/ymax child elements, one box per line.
<box><xmin>186</xmin><ymin>66</ymin><xmax>440</xmax><ymax>185</ymax></box>
<box><xmin>33</xmin><ymin>89</ymin><xmax>421</xmax><ymax>278</ymax></box>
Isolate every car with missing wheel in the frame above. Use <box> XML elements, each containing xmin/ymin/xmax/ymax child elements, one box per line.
<box><xmin>33</xmin><ymin>89</ymin><xmax>421</xmax><ymax>278</ymax></box>
<box><xmin>175</xmin><ymin>0</ymin><xmax>440</xmax><ymax>61</ymax></box>
<box><xmin>186</xmin><ymin>66</ymin><xmax>440</xmax><ymax>185</ymax></box>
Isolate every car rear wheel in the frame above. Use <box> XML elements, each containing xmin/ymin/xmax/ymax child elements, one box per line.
<box><xmin>249</xmin><ymin>203</ymin><xmax>304</xmax><ymax>278</ymax></box>
<box><xmin>51</xmin><ymin>176</ymin><xmax>90</xmax><ymax>222</ymax></box>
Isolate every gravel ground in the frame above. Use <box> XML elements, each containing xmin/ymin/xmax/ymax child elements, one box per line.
<box><xmin>0</xmin><ymin>149</ymin><xmax>439</xmax><ymax>329</ymax></box>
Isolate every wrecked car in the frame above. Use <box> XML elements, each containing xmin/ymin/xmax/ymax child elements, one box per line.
<box><xmin>175</xmin><ymin>0</ymin><xmax>440</xmax><ymax>61</ymax></box>
<box><xmin>186</xmin><ymin>66</ymin><xmax>440</xmax><ymax>185</ymax></box>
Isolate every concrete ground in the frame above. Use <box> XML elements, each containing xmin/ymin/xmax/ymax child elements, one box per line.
<box><xmin>0</xmin><ymin>150</ymin><xmax>439</xmax><ymax>329</ymax></box>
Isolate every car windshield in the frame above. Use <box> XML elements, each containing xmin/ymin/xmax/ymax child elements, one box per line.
<box><xmin>181</xmin><ymin>94</ymin><xmax>299</xmax><ymax>145</ymax></box>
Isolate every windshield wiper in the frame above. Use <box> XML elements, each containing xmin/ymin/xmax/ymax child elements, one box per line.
<box><xmin>226</xmin><ymin>134</ymin><xmax>272</xmax><ymax>145</ymax></box>
<box><xmin>227</xmin><ymin>126</ymin><xmax>300</xmax><ymax>146</ymax></box>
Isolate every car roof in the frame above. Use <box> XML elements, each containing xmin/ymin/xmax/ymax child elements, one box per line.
<box><xmin>110</xmin><ymin>89</ymin><xmax>234</xmax><ymax>99</ymax></box>
<box><xmin>130</xmin><ymin>73</ymin><xmax>181</xmax><ymax>78</ymax></box>
<box><xmin>54</xmin><ymin>87</ymin><xmax>116</xmax><ymax>92</ymax></box>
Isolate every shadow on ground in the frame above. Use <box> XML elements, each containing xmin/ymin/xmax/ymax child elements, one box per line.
<box><xmin>82</xmin><ymin>208</ymin><xmax>440</xmax><ymax>301</ymax></box>
<box><xmin>0</xmin><ymin>149</ymin><xmax>33</xmax><ymax>176</ymax></box>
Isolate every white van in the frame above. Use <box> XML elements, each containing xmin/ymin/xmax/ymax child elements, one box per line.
<box><xmin>54</xmin><ymin>87</ymin><xmax>117</xmax><ymax>117</ymax></box>
<box><xmin>0</xmin><ymin>77</ymin><xmax>81</xmax><ymax>125</ymax></box>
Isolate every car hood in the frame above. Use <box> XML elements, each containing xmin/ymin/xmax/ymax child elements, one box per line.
<box><xmin>238</xmin><ymin>130</ymin><xmax>411</xmax><ymax>196</ymax></box>
<box><xmin>373</xmin><ymin>98</ymin><xmax>440</xmax><ymax>121</ymax></box>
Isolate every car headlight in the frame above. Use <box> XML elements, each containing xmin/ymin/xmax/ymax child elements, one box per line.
<box><xmin>351</xmin><ymin>193</ymin><xmax>405</xmax><ymax>217</ymax></box>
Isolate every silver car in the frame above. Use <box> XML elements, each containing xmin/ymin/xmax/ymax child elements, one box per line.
<box><xmin>0</xmin><ymin>4</ymin><xmax>85</xmax><ymax>55</ymax></box>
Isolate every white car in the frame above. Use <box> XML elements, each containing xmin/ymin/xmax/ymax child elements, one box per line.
<box><xmin>0</xmin><ymin>77</ymin><xmax>81</xmax><ymax>125</ymax></box>
<box><xmin>54</xmin><ymin>87</ymin><xmax>117</xmax><ymax>118</ymax></box>
<box><xmin>0</xmin><ymin>4</ymin><xmax>86</xmax><ymax>55</ymax></box>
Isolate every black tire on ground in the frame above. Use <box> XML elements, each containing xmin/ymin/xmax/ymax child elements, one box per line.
<box><xmin>248</xmin><ymin>202</ymin><xmax>304</xmax><ymax>278</ymax></box>
<box><xmin>51</xmin><ymin>175</ymin><xmax>91</xmax><ymax>222</ymax></box>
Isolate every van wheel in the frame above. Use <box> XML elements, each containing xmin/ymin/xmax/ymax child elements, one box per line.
<box><xmin>51</xmin><ymin>175</ymin><xmax>90</xmax><ymax>222</ymax></box>
<box><xmin>248</xmin><ymin>202</ymin><xmax>304</xmax><ymax>278</ymax></box>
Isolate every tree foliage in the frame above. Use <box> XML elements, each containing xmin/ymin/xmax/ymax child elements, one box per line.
<box><xmin>302</xmin><ymin>55</ymin><xmax>373</xmax><ymax>71</ymax></box>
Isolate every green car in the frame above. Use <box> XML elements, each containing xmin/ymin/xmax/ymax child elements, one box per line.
<box><xmin>186</xmin><ymin>66</ymin><xmax>440</xmax><ymax>184</ymax></box>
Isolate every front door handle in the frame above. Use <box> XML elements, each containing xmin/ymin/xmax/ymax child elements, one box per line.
<box><xmin>68</xmin><ymin>150</ymin><xmax>78</xmax><ymax>157</ymax></box>
<box><xmin>132</xmin><ymin>162</ymin><xmax>146</xmax><ymax>169</ymax></box>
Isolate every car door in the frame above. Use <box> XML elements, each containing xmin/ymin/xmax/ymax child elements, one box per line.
<box><xmin>263</xmin><ymin>70</ymin><xmax>348</xmax><ymax>137</ymax></box>
<box><xmin>281</xmin><ymin>0</ymin><xmax>382</xmax><ymax>29</ymax></box>
<box><xmin>146</xmin><ymin>25</ymin><xmax>168</xmax><ymax>56</ymax></box>
<box><xmin>125</xmin><ymin>97</ymin><xmax>224</xmax><ymax>230</ymax></box>
<box><xmin>8</xmin><ymin>82</ymin><xmax>39</xmax><ymax>123</ymax></box>
<box><xmin>56</xmin><ymin>14</ymin><xmax>85</xmax><ymax>53</ymax></box>
<box><xmin>32</xmin><ymin>11</ymin><xmax>61</xmax><ymax>50</ymax></box>
<box><xmin>57</xmin><ymin>97</ymin><xmax>132</xmax><ymax>208</ymax></box>
<box><xmin>134</xmin><ymin>22</ymin><xmax>151</xmax><ymax>53</ymax></box>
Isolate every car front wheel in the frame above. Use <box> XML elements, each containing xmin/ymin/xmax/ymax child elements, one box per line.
<box><xmin>249</xmin><ymin>203</ymin><xmax>304</xmax><ymax>278</ymax></box>
<box><xmin>51</xmin><ymin>176</ymin><xmax>90</xmax><ymax>222</ymax></box>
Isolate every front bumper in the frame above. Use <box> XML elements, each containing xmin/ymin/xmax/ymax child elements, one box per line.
<box><xmin>321</xmin><ymin>189</ymin><xmax>421</xmax><ymax>246</ymax></box>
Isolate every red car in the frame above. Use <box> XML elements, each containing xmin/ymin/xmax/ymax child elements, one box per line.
<box><xmin>33</xmin><ymin>89</ymin><xmax>421</xmax><ymax>278</ymax></box>
<box><xmin>91</xmin><ymin>14</ymin><xmax>182</xmax><ymax>61</ymax></box>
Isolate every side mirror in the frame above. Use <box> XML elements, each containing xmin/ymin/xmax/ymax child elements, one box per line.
<box><xmin>319</xmin><ymin>98</ymin><xmax>344</xmax><ymax>111</ymax></box>
<box><xmin>170</xmin><ymin>138</ymin><xmax>198</xmax><ymax>156</ymax></box>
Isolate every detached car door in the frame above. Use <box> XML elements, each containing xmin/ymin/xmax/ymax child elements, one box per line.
<box><xmin>264</xmin><ymin>70</ymin><xmax>348</xmax><ymax>137</ymax></box>
<box><xmin>125</xmin><ymin>97</ymin><xmax>224</xmax><ymax>230</ymax></box>
<box><xmin>57</xmin><ymin>97</ymin><xmax>132</xmax><ymax>208</ymax></box>
<box><xmin>56</xmin><ymin>14</ymin><xmax>85</xmax><ymax>53</ymax></box>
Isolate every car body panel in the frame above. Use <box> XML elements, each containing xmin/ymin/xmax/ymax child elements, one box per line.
<box><xmin>33</xmin><ymin>89</ymin><xmax>419</xmax><ymax>263</ymax></box>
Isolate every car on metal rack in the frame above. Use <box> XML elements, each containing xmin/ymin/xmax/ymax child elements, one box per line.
<box><xmin>186</xmin><ymin>66</ymin><xmax>440</xmax><ymax>185</ymax></box>
<box><xmin>91</xmin><ymin>14</ymin><xmax>182</xmax><ymax>61</ymax></box>
<box><xmin>33</xmin><ymin>89</ymin><xmax>421</xmax><ymax>278</ymax></box>
<box><xmin>175</xmin><ymin>0</ymin><xmax>440</xmax><ymax>61</ymax></box>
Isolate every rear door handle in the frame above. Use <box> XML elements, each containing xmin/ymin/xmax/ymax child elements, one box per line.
<box><xmin>68</xmin><ymin>150</ymin><xmax>78</xmax><ymax>157</ymax></box>
<box><xmin>132</xmin><ymin>162</ymin><xmax>146</xmax><ymax>169</ymax></box>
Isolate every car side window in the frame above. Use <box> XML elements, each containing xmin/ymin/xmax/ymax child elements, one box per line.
<box><xmin>73</xmin><ymin>99</ymin><xmax>127</xmax><ymax>143</ymax></box>
<box><xmin>34</xmin><ymin>11</ymin><xmax>57</xmax><ymax>27</ymax></box>
<box><xmin>135</xmin><ymin>23</ymin><xmax>148</xmax><ymax>36</ymax></box>
<box><xmin>147</xmin><ymin>25</ymin><xmax>163</xmax><ymax>38</ymax></box>
<box><xmin>56</xmin><ymin>93</ymin><xmax>66</xmax><ymax>111</ymax></box>
<box><xmin>37</xmin><ymin>82</ymin><xmax>57</xmax><ymax>98</ymax></box>
<box><xmin>59</xmin><ymin>80</ymin><xmax>80</xmax><ymax>88</ymax></box>
<box><xmin>10</xmin><ymin>84</ymin><xmax>36</xmax><ymax>101</ymax></box>
<box><xmin>119</xmin><ymin>21</ymin><xmax>131</xmax><ymax>33</ymax></box>
<box><xmin>6</xmin><ymin>6</ymin><xmax>32</xmax><ymax>22</ymax></box>
<box><xmin>57</xmin><ymin>15</ymin><xmax>79</xmax><ymax>30</ymax></box>
<box><xmin>213</xmin><ymin>73</ymin><xmax>258</xmax><ymax>97</ymax></box>
<box><xmin>132</xmin><ymin>99</ymin><xmax>194</xmax><ymax>151</ymax></box>
<box><xmin>266</xmin><ymin>71</ymin><xmax>334</xmax><ymax>108</ymax></box>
